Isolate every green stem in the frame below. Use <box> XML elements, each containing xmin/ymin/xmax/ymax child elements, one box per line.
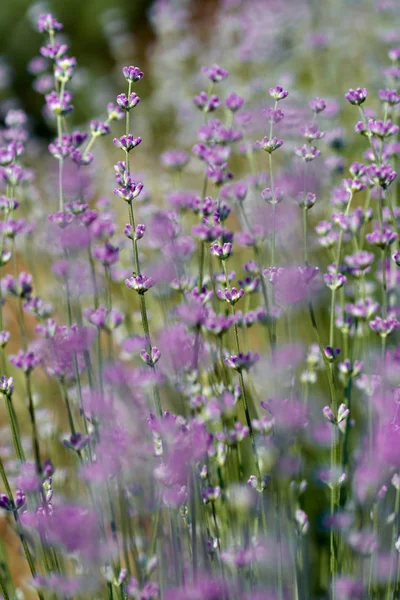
<box><xmin>5</xmin><ymin>395</ymin><xmax>25</xmax><ymax>462</ymax></box>
<box><xmin>386</xmin><ymin>487</ymin><xmax>400</xmax><ymax>600</ymax></box>
<box><xmin>26</xmin><ymin>373</ymin><xmax>42</xmax><ymax>476</ymax></box>
<box><xmin>303</xmin><ymin>208</ymin><xmax>308</xmax><ymax>265</ymax></box>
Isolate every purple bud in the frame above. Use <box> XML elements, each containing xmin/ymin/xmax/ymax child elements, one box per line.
<box><xmin>202</xmin><ymin>64</ymin><xmax>229</xmax><ymax>83</ymax></box>
<box><xmin>122</xmin><ymin>66</ymin><xmax>144</xmax><ymax>82</ymax></box>
<box><xmin>225</xmin><ymin>92</ymin><xmax>244</xmax><ymax>112</ymax></box>
<box><xmin>135</xmin><ymin>224</ymin><xmax>146</xmax><ymax>240</ymax></box>
<box><xmin>269</xmin><ymin>85</ymin><xmax>289</xmax><ymax>101</ymax></box>
<box><xmin>323</xmin><ymin>406</ymin><xmax>335</xmax><ymax>423</ymax></box>
<box><xmin>345</xmin><ymin>87</ymin><xmax>368</xmax><ymax>106</ymax></box>
<box><xmin>309</xmin><ymin>97</ymin><xmax>326</xmax><ymax>113</ymax></box>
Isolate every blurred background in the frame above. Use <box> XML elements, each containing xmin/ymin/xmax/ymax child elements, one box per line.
<box><xmin>0</xmin><ymin>0</ymin><xmax>399</xmax><ymax>596</ymax></box>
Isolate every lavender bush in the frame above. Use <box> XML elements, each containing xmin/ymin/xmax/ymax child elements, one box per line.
<box><xmin>0</xmin><ymin>1</ymin><xmax>399</xmax><ymax>599</ymax></box>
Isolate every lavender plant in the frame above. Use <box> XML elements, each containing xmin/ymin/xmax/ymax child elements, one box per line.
<box><xmin>0</xmin><ymin>2</ymin><xmax>399</xmax><ymax>600</ymax></box>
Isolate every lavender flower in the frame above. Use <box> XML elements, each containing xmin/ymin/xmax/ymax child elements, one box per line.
<box><xmin>202</xmin><ymin>64</ymin><xmax>229</xmax><ymax>82</ymax></box>
<box><xmin>257</xmin><ymin>136</ymin><xmax>284</xmax><ymax>153</ymax></box>
<box><xmin>294</xmin><ymin>144</ymin><xmax>321</xmax><ymax>162</ymax></box>
<box><xmin>140</xmin><ymin>346</ymin><xmax>161</xmax><ymax>366</ymax></box>
<box><xmin>0</xmin><ymin>490</ymin><xmax>25</xmax><ymax>511</ymax></box>
<box><xmin>116</xmin><ymin>92</ymin><xmax>140</xmax><ymax>111</ymax></box>
<box><xmin>113</xmin><ymin>135</ymin><xmax>142</xmax><ymax>152</ymax></box>
<box><xmin>37</xmin><ymin>13</ymin><xmax>63</xmax><ymax>33</ymax></box>
<box><xmin>225</xmin><ymin>351</ymin><xmax>259</xmax><ymax>371</ymax></box>
<box><xmin>309</xmin><ymin>96</ymin><xmax>327</xmax><ymax>113</ymax></box>
<box><xmin>369</xmin><ymin>316</ymin><xmax>400</xmax><ymax>336</ymax></box>
<box><xmin>345</xmin><ymin>87</ymin><xmax>368</xmax><ymax>105</ymax></box>
<box><xmin>225</xmin><ymin>92</ymin><xmax>244</xmax><ymax>112</ymax></box>
<box><xmin>122</xmin><ymin>65</ymin><xmax>144</xmax><ymax>82</ymax></box>
<box><xmin>125</xmin><ymin>274</ymin><xmax>155</xmax><ymax>294</ymax></box>
<box><xmin>269</xmin><ymin>85</ymin><xmax>289</xmax><ymax>101</ymax></box>
<box><xmin>161</xmin><ymin>150</ymin><xmax>190</xmax><ymax>170</ymax></box>
<box><xmin>216</xmin><ymin>287</ymin><xmax>244</xmax><ymax>305</ymax></box>
<box><xmin>0</xmin><ymin>376</ymin><xmax>14</xmax><ymax>396</ymax></box>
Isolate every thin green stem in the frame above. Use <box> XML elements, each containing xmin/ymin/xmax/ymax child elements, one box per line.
<box><xmin>26</xmin><ymin>372</ymin><xmax>42</xmax><ymax>476</ymax></box>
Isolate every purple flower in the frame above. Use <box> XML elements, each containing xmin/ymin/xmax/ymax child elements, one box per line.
<box><xmin>346</xmin><ymin>298</ymin><xmax>379</xmax><ymax>320</ymax></box>
<box><xmin>263</xmin><ymin>107</ymin><xmax>285</xmax><ymax>123</ymax></box>
<box><xmin>369</xmin><ymin>315</ymin><xmax>400</xmax><ymax>336</ymax></box>
<box><xmin>125</xmin><ymin>274</ymin><xmax>155</xmax><ymax>294</ymax></box>
<box><xmin>63</xmin><ymin>432</ymin><xmax>91</xmax><ymax>452</ymax></box>
<box><xmin>135</xmin><ymin>224</ymin><xmax>146</xmax><ymax>240</ymax></box>
<box><xmin>323</xmin><ymin>271</ymin><xmax>347</xmax><ymax>290</ymax></box>
<box><xmin>193</xmin><ymin>92</ymin><xmax>221</xmax><ymax>112</ymax></box>
<box><xmin>298</xmin><ymin>192</ymin><xmax>316</xmax><ymax>209</ymax></box>
<box><xmin>0</xmin><ymin>330</ymin><xmax>10</xmax><ymax>347</ymax></box>
<box><xmin>40</xmin><ymin>43</ymin><xmax>68</xmax><ymax>60</ymax></box>
<box><xmin>367</xmin><ymin>119</ymin><xmax>399</xmax><ymax>139</ymax></box>
<box><xmin>0</xmin><ymin>489</ymin><xmax>25</xmax><ymax>512</ymax></box>
<box><xmin>45</xmin><ymin>91</ymin><xmax>73</xmax><ymax>116</ymax></box>
<box><xmin>378</xmin><ymin>88</ymin><xmax>400</xmax><ymax>105</ymax></box>
<box><xmin>161</xmin><ymin>149</ymin><xmax>190</xmax><ymax>170</ymax></box>
<box><xmin>257</xmin><ymin>136</ymin><xmax>283</xmax><ymax>153</ymax></box>
<box><xmin>217</xmin><ymin>287</ymin><xmax>244</xmax><ymax>305</ymax></box>
<box><xmin>294</xmin><ymin>144</ymin><xmax>321</xmax><ymax>162</ymax></box>
<box><xmin>366</xmin><ymin>163</ymin><xmax>397</xmax><ymax>189</ymax></box>
<box><xmin>113</xmin><ymin>134</ymin><xmax>142</xmax><ymax>152</ymax></box>
<box><xmin>323</xmin><ymin>406</ymin><xmax>335</xmax><ymax>423</ymax></box>
<box><xmin>93</xmin><ymin>242</ymin><xmax>119</xmax><ymax>266</ymax></box>
<box><xmin>345</xmin><ymin>87</ymin><xmax>368</xmax><ymax>105</ymax></box>
<box><xmin>338</xmin><ymin>359</ymin><xmax>363</xmax><ymax>378</ymax></box>
<box><xmin>336</xmin><ymin>577</ymin><xmax>364</xmax><ymax>600</ymax></box>
<box><xmin>90</xmin><ymin>120</ymin><xmax>110</xmax><ymax>137</ymax></box>
<box><xmin>85</xmin><ymin>305</ymin><xmax>124</xmax><ymax>331</ymax></box>
<box><xmin>366</xmin><ymin>226</ymin><xmax>397</xmax><ymax>248</ymax></box>
<box><xmin>210</xmin><ymin>242</ymin><xmax>232</xmax><ymax>260</ymax></box>
<box><xmin>140</xmin><ymin>346</ymin><xmax>161</xmax><ymax>366</ymax></box>
<box><xmin>28</xmin><ymin>56</ymin><xmax>48</xmax><ymax>74</ymax></box>
<box><xmin>114</xmin><ymin>180</ymin><xmax>144</xmax><ymax>202</ymax></box>
<box><xmin>225</xmin><ymin>92</ymin><xmax>244</xmax><ymax>112</ymax></box>
<box><xmin>344</xmin><ymin>251</ymin><xmax>375</xmax><ymax>275</ymax></box>
<box><xmin>107</xmin><ymin>102</ymin><xmax>125</xmax><ymax>121</ymax></box>
<box><xmin>48</xmin><ymin>211</ymin><xmax>74</xmax><ymax>228</ymax></box>
<box><xmin>116</xmin><ymin>92</ymin><xmax>140</xmax><ymax>111</ymax></box>
<box><xmin>9</xmin><ymin>350</ymin><xmax>40</xmax><ymax>373</ymax></box>
<box><xmin>301</xmin><ymin>124</ymin><xmax>325</xmax><ymax>142</ymax></box>
<box><xmin>55</xmin><ymin>56</ymin><xmax>76</xmax><ymax>83</ymax></box>
<box><xmin>225</xmin><ymin>351</ymin><xmax>259</xmax><ymax>371</ymax></box>
<box><xmin>202</xmin><ymin>64</ymin><xmax>229</xmax><ymax>82</ymax></box>
<box><xmin>122</xmin><ymin>65</ymin><xmax>144</xmax><ymax>82</ymax></box>
<box><xmin>261</xmin><ymin>187</ymin><xmax>283</xmax><ymax>204</ymax></box>
<box><xmin>269</xmin><ymin>85</ymin><xmax>289</xmax><ymax>101</ymax></box>
<box><xmin>309</xmin><ymin>96</ymin><xmax>327</xmax><ymax>113</ymax></box>
<box><xmin>48</xmin><ymin>139</ymin><xmax>73</xmax><ymax>160</ymax></box>
<box><xmin>0</xmin><ymin>376</ymin><xmax>14</xmax><ymax>396</ymax></box>
<box><xmin>201</xmin><ymin>486</ymin><xmax>221</xmax><ymax>503</ymax></box>
<box><xmin>2</xmin><ymin>272</ymin><xmax>33</xmax><ymax>299</ymax></box>
<box><xmin>37</xmin><ymin>13</ymin><xmax>63</xmax><ymax>33</ymax></box>
<box><xmin>324</xmin><ymin>346</ymin><xmax>341</xmax><ymax>362</ymax></box>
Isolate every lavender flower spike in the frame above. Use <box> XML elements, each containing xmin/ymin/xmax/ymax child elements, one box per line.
<box><xmin>345</xmin><ymin>87</ymin><xmax>368</xmax><ymax>105</ymax></box>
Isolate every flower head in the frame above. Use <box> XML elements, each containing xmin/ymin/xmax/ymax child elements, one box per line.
<box><xmin>37</xmin><ymin>14</ymin><xmax>63</xmax><ymax>33</ymax></box>
<box><xmin>269</xmin><ymin>85</ymin><xmax>289</xmax><ymax>101</ymax></box>
<box><xmin>125</xmin><ymin>274</ymin><xmax>155</xmax><ymax>294</ymax></box>
<box><xmin>122</xmin><ymin>66</ymin><xmax>144</xmax><ymax>82</ymax></box>
<box><xmin>202</xmin><ymin>64</ymin><xmax>229</xmax><ymax>82</ymax></box>
<box><xmin>345</xmin><ymin>87</ymin><xmax>368</xmax><ymax>105</ymax></box>
<box><xmin>225</xmin><ymin>352</ymin><xmax>259</xmax><ymax>371</ymax></box>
